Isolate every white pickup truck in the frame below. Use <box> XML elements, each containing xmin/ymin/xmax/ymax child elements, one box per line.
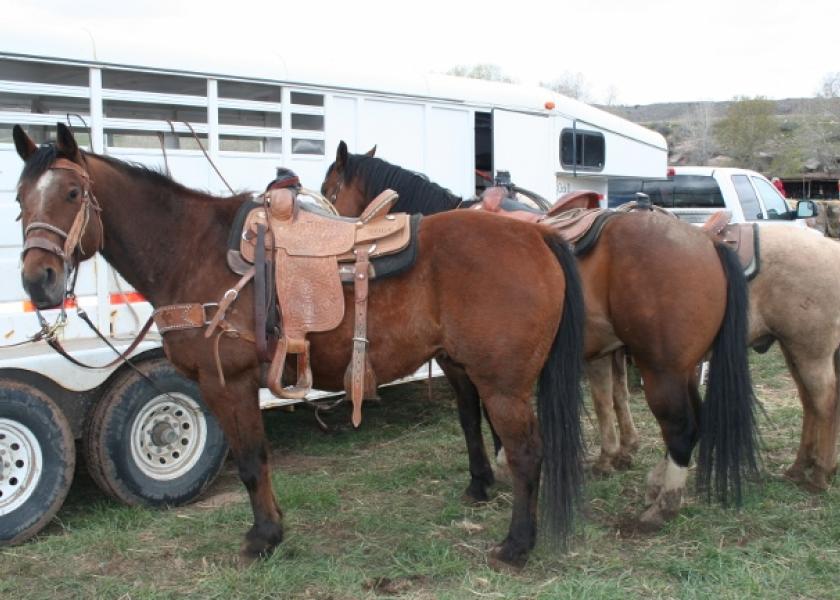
<box><xmin>608</xmin><ymin>166</ymin><xmax>817</xmax><ymax>225</ymax></box>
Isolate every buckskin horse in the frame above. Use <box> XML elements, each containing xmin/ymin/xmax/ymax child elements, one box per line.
<box><xmin>321</xmin><ymin>142</ymin><xmax>761</xmax><ymax>528</ymax></box>
<box><xmin>12</xmin><ymin>124</ymin><xmax>585</xmax><ymax>568</ymax></box>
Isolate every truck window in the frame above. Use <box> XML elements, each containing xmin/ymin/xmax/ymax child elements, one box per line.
<box><xmin>731</xmin><ymin>175</ymin><xmax>763</xmax><ymax>220</ymax></box>
<box><xmin>752</xmin><ymin>176</ymin><xmax>790</xmax><ymax>219</ymax></box>
<box><xmin>671</xmin><ymin>175</ymin><xmax>724</xmax><ymax>208</ymax></box>
<box><xmin>607</xmin><ymin>179</ymin><xmax>641</xmax><ymax>207</ymax></box>
<box><xmin>560</xmin><ymin>129</ymin><xmax>605</xmax><ymax>171</ymax></box>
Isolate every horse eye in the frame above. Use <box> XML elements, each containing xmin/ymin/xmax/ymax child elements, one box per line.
<box><xmin>68</xmin><ymin>188</ymin><xmax>80</xmax><ymax>201</ymax></box>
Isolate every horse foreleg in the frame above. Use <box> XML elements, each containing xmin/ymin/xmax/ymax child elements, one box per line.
<box><xmin>586</xmin><ymin>355</ymin><xmax>620</xmax><ymax>476</ymax></box>
<box><xmin>481</xmin><ymin>393</ymin><xmax>541</xmax><ymax>569</ymax></box>
<box><xmin>781</xmin><ymin>346</ymin><xmax>839</xmax><ymax>492</ymax></box>
<box><xmin>437</xmin><ymin>356</ymin><xmax>495</xmax><ymax>502</ymax></box>
<box><xmin>199</xmin><ymin>372</ymin><xmax>283</xmax><ymax>563</ymax></box>
<box><xmin>612</xmin><ymin>348</ymin><xmax>640</xmax><ymax>467</ymax></box>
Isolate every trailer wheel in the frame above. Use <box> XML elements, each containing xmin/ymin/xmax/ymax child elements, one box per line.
<box><xmin>0</xmin><ymin>381</ymin><xmax>75</xmax><ymax>546</ymax></box>
<box><xmin>85</xmin><ymin>359</ymin><xmax>227</xmax><ymax>507</ymax></box>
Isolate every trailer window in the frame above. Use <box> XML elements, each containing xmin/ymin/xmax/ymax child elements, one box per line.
<box><xmin>102</xmin><ymin>69</ymin><xmax>208</xmax><ymax>150</ymax></box>
<box><xmin>102</xmin><ymin>70</ymin><xmax>205</xmax><ymax>96</ymax></box>
<box><xmin>218</xmin><ymin>81</ymin><xmax>282</xmax><ymax>103</ymax></box>
<box><xmin>0</xmin><ymin>58</ymin><xmax>87</xmax><ymax>86</ymax></box>
<box><xmin>289</xmin><ymin>92</ymin><xmax>325</xmax><ymax>155</ymax></box>
<box><xmin>560</xmin><ymin>129</ymin><xmax>605</xmax><ymax>171</ymax></box>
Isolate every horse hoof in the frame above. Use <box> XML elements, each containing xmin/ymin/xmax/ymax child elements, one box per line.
<box><xmin>783</xmin><ymin>465</ymin><xmax>807</xmax><ymax>485</ymax></box>
<box><xmin>462</xmin><ymin>484</ymin><xmax>491</xmax><ymax>505</ymax></box>
<box><xmin>487</xmin><ymin>545</ymin><xmax>527</xmax><ymax>572</ymax></box>
<box><xmin>591</xmin><ymin>458</ymin><xmax>615</xmax><ymax>478</ymax></box>
<box><xmin>239</xmin><ymin>523</ymin><xmax>284</xmax><ymax>564</ymax></box>
<box><xmin>612</xmin><ymin>453</ymin><xmax>634</xmax><ymax>471</ymax></box>
<box><xmin>636</xmin><ymin>506</ymin><xmax>666</xmax><ymax>533</ymax></box>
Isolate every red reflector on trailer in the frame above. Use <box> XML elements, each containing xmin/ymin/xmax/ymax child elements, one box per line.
<box><xmin>23</xmin><ymin>298</ymin><xmax>77</xmax><ymax>312</ymax></box>
<box><xmin>110</xmin><ymin>292</ymin><xmax>145</xmax><ymax>305</ymax></box>
<box><xmin>667</xmin><ymin>167</ymin><xmax>675</xmax><ymax>177</ymax></box>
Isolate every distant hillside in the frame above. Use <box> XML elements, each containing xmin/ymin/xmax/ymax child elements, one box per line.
<box><xmin>599</xmin><ymin>97</ymin><xmax>840</xmax><ymax>176</ymax></box>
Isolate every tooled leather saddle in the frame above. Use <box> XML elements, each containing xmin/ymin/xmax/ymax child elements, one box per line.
<box><xmin>237</xmin><ymin>188</ymin><xmax>416</xmax><ymax>426</ymax></box>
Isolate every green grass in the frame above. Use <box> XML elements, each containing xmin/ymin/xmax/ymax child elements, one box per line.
<box><xmin>3</xmin><ymin>347</ymin><xmax>840</xmax><ymax>599</ymax></box>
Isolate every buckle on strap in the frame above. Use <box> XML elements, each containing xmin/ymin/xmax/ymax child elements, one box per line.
<box><xmin>202</xmin><ymin>302</ymin><xmax>219</xmax><ymax>325</ymax></box>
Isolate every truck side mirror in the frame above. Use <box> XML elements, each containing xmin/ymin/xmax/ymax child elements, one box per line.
<box><xmin>795</xmin><ymin>199</ymin><xmax>818</xmax><ymax>219</ymax></box>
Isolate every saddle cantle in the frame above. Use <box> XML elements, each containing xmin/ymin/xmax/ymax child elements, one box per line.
<box><xmin>471</xmin><ymin>187</ymin><xmax>613</xmax><ymax>253</ymax></box>
<box><xmin>238</xmin><ymin>188</ymin><xmax>414</xmax><ymax>426</ymax></box>
<box><xmin>701</xmin><ymin>211</ymin><xmax>760</xmax><ymax>280</ymax></box>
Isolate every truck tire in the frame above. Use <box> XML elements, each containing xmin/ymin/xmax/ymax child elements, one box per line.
<box><xmin>0</xmin><ymin>381</ymin><xmax>75</xmax><ymax>546</ymax></box>
<box><xmin>84</xmin><ymin>358</ymin><xmax>227</xmax><ymax>507</ymax></box>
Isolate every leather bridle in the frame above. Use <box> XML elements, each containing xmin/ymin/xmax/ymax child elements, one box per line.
<box><xmin>22</xmin><ymin>157</ymin><xmax>103</xmax><ymax>266</ymax></box>
<box><xmin>16</xmin><ymin>157</ymin><xmax>156</xmax><ymax>371</ymax></box>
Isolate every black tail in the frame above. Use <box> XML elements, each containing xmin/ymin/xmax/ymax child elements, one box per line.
<box><xmin>537</xmin><ymin>234</ymin><xmax>585</xmax><ymax>548</ymax></box>
<box><xmin>696</xmin><ymin>243</ymin><xmax>761</xmax><ymax>505</ymax></box>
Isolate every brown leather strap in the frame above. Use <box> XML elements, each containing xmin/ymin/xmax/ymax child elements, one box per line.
<box><xmin>204</xmin><ymin>267</ymin><xmax>255</xmax><ymax>338</ymax></box>
<box><xmin>350</xmin><ymin>246</ymin><xmax>371</xmax><ymax>427</ymax></box>
<box><xmin>22</xmin><ymin>236</ymin><xmax>66</xmax><ymax>259</ymax></box>
<box><xmin>153</xmin><ymin>303</ymin><xmax>209</xmax><ymax>333</ymax></box>
<box><xmin>254</xmin><ymin>223</ymin><xmax>270</xmax><ymax>361</ymax></box>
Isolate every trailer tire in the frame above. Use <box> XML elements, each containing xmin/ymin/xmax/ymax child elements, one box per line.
<box><xmin>0</xmin><ymin>381</ymin><xmax>75</xmax><ymax>546</ymax></box>
<box><xmin>84</xmin><ymin>359</ymin><xmax>227</xmax><ymax>507</ymax></box>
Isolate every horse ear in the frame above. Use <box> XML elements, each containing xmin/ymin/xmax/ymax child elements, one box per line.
<box><xmin>13</xmin><ymin>125</ymin><xmax>37</xmax><ymax>161</ymax></box>
<box><xmin>336</xmin><ymin>140</ymin><xmax>348</xmax><ymax>170</ymax></box>
<box><xmin>55</xmin><ymin>122</ymin><xmax>81</xmax><ymax>161</ymax></box>
<box><xmin>364</xmin><ymin>145</ymin><xmax>377</xmax><ymax>157</ymax></box>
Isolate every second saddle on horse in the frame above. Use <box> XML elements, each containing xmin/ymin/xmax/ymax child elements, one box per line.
<box><xmin>239</xmin><ymin>188</ymin><xmax>414</xmax><ymax>426</ymax></box>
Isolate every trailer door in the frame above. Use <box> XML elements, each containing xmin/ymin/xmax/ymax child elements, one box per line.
<box><xmin>492</xmin><ymin>109</ymin><xmax>553</xmax><ymax>201</ymax></box>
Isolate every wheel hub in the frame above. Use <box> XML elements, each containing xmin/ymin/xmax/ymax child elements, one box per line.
<box><xmin>0</xmin><ymin>419</ymin><xmax>43</xmax><ymax>516</ymax></box>
<box><xmin>130</xmin><ymin>393</ymin><xmax>207</xmax><ymax>481</ymax></box>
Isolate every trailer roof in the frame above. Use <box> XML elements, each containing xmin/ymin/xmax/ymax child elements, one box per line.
<box><xmin>1</xmin><ymin>21</ymin><xmax>666</xmax><ymax>150</ymax></box>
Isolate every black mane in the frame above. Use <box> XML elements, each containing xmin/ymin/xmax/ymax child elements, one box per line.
<box><xmin>342</xmin><ymin>154</ymin><xmax>462</xmax><ymax>215</ymax></box>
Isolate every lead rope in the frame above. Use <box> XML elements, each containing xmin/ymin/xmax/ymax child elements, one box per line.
<box><xmin>181</xmin><ymin>120</ymin><xmax>235</xmax><ymax>195</ymax></box>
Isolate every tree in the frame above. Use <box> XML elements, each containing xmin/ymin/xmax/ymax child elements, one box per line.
<box><xmin>540</xmin><ymin>71</ymin><xmax>592</xmax><ymax>102</ymax></box>
<box><xmin>715</xmin><ymin>96</ymin><xmax>778</xmax><ymax>171</ymax></box>
<box><xmin>684</xmin><ymin>102</ymin><xmax>717</xmax><ymax>164</ymax></box>
<box><xmin>446</xmin><ymin>64</ymin><xmax>515</xmax><ymax>83</ymax></box>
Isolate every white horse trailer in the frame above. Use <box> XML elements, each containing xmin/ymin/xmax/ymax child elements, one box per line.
<box><xmin>0</xmin><ymin>23</ymin><xmax>667</xmax><ymax>545</ymax></box>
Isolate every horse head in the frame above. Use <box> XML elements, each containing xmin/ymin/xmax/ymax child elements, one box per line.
<box><xmin>13</xmin><ymin>123</ymin><xmax>103</xmax><ymax>309</ymax></box>
<box><xmin>320</xmin><ymin>140</ymin><xmax>376</xmax><ymax>217</ymax></box>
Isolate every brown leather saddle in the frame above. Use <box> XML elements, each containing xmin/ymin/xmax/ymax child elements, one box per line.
<box><xmin>472</xmin><ymin>188</ymin><xmax>602</xmax><ymax>223</ymax></box>
<box><xmin>237</xmin><ymin>188</ymin><xmax>413</xmax><ymax>426</ymax></box>
<box><xmin>472</xmin><ymin>187</ymin><xmax>614</xmax><ymax>255</ymax></box>
<box><xmin>701</xmin><ymin>211</ymin><xmax>760</xmax><ymax>279</ymax></box>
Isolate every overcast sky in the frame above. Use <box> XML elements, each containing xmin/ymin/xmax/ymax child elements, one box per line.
<box><xmin>6</xmin><ymin>0</ymin><xmax>838</xmax><ymax>105</ymax></box>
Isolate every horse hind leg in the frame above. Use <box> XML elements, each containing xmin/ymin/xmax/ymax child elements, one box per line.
<box><xmin>437</xmin><ymin>355</ymin><xmax>495</xmax><ymax>503</ymax></box>
<box><xmin>199</xmin><ymin>372</ymin><xmax>283</xmax><ymax>564</ymax></box>
<box><xmin>612</xmin><ymin>348</ymin><xmax>640</xmax><ymax>469</ymax></box>
<box><xmin>480</xmin><ymin>392</ymin><xmax>542</xmax><ymax>569</ymax></box>
<box><xmin>636</xmin><ymin>369</ymin><xmax>696</xmax><ymax>530</ymax></box>
<box><xmin>586</xmin><ymin>354</ymin><xmax>621</xmax><ymax>476</ymax></box>
<box><xmin>781</xmin><ymin>346</ymin><xmax>840</xmax><ymax>492</ymax></box>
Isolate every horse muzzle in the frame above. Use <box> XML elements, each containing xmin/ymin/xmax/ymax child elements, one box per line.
<box><xmin>21</xmin><ymin>261</ymin><xmax>65</xmax><ymax>309</ymax></box>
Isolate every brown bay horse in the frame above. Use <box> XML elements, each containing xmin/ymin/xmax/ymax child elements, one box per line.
<box><xmin>594</xmin><ymin>224</ymin><xmax>840</xmax><ymax>493</ymax></box>
<box><xmin>13</xmin><ymin>124</ymin><xmax>585</xmax><ymax>568</ymax></box>
<box><xmin>321</xmin><ymin>142</ymin><xmax>761</xmax><ymax>528</ymax></box>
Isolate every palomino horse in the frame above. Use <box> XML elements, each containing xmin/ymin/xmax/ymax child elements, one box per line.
<box><xmin>594</xmin><ymin>224</ymin><xmax>840</xmax><ymax>492</ymax></box>
<box><xmin>321</xmin><ymin>142</ymin><xmax>761</xmax><ymax>528</ymax></box>
<box><xmin>13</xmin><ymin>124</ymin><xmax>585</xmax><ymax>568</ymax></box>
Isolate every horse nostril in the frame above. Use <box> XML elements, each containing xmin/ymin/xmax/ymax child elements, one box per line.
<box><xmin>44</xmin><ymin>266</ymin><xmax>56</xmax><ymax>287</ymax></box>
